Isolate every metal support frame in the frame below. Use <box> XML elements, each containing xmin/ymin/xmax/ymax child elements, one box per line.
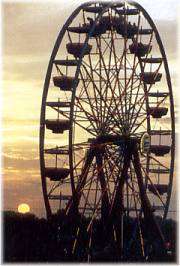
<box><xmin>39</xmin><ymin>2</ymin><xmax>175</xmax><ymax>260</ymax></box>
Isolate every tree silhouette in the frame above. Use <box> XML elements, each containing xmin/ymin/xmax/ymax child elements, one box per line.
<box><xmin>3</xmin><ymin>210</ymin><xmax>176</xmax><ymax>262</ymax></box>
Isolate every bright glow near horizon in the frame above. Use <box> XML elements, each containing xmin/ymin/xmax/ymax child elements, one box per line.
<box><xmin>18</xmin><ymin>203</ymin><xmax>30</xmax><ymax>214</ymax></box>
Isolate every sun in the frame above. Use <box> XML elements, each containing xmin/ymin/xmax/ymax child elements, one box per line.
<box><xmin>18</xmin><ymin>203</ymin><xmax>30</xmax><ymax>214</ymax></box>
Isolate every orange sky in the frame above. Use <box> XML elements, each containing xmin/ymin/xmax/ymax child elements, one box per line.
<box><xmin>2</xmin><ymin>1</ymin><xmax>179</xmax><ymax>217</ymax></box>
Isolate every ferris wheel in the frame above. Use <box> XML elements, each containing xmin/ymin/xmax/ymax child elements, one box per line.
<box><xmin>40</xmin><ymin>1</ymin><xmax>175</xmax><ymax>260</ymax></box>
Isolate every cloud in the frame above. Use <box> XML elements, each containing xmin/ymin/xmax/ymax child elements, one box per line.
<box><xmin>3</xmin><ymin>154</ymin><xmax>40</xmax><ymax>170</ymax></box>
<box><xmin>2</xmin><ymin>2</ymin><xmax>77</xmax><ymax>56</ymax></box>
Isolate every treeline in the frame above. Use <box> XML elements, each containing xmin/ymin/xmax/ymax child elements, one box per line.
<box><xmin>3</xmin><ymin>210</ymin><xmax>176</xmax><ymax>262</ymax></box>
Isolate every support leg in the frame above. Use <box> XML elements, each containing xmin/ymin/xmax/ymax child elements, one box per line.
<box><xmin>132</xmin><ymin>143</ymin><xmax>165</xmax><ymax>248</ymax></box>
<box><xmin>96</xmin><ymin>149</ymin><xmax>110</xmax><ymax>229</ymax></box>
<box><xmin>109</xmin><ymin>142</ymin><xmax>132</xmax><ymax>259</ymax></box>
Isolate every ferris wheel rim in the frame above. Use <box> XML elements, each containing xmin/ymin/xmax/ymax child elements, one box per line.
<box><xmin>39</xmin><ymin>0</ymin><xmax>175</xmax><ymax>225</ymax></box>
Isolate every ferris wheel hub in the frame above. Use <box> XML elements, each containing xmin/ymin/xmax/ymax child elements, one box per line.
<box><xmin>89</xmin><ymin>134</ymin><xmax>139</xmax><ymax>148</ymax></box>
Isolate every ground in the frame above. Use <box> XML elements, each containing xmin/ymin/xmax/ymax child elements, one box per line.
<box><xmin>3</xmin><ymin>210</ymin><xmax>177</xmax><ymax>262</ymax></box>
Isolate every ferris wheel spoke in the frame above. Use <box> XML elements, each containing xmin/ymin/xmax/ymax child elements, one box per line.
<box><xmin>47</xmin><ymin>181</ymin><xmax>61</xmax><ymax>196</ymax></box>
<box><xmin>103</xmin><ymin>57</ymin><xmax>143</xmax><ymax>131</ymax></box>
<box><xmin>83</xmin><ymin>48</ymin><xmax>128</xmax><ymax>131</ymax></box>
<box><xmin>131</xmin><ymin>94</ymin><xmax>168</xmax><ymax>134</ymax></box>
<box><xmin>51</xmin><ymin>107</ymin><xmax>69</xmax><ymax>119</ymax></box>
<box><xmin>100</xmin><ymin>33</ymin><xmax>123</xmax><ymax>65</ymax></box>
<box><xmin>82</xmin><ymin>31</ymin><xmax>117</xmax><ymax>124</ymax></box>
<box><xmin>98</xmin><ymin>36</ymin><xmax>104</xmax><ymax>125</ymax></box>
<box><xmin>104</xmin><ymin>30</ymin><xmax>126</xmax><ymax>127</ymax></box>
<box><xmin>128</xmin><ymin>84</ymin><xmax>143</xmax><ymax>129</ymax></box>
<box><xmin>127</xmin><ymin>14</ymin><xmax>141</xmax><ymax>124</ymax></box>
<box><xmin>95</xmin><ymin>35</ymin><xmax>122</xmax><ymax>99</ymax></box>
<box><xmin>143</xmin><ymin>153</ymin><xmax>170</xmax><ymax>172</ymax></box>
<box><xmin>82</xmin><ymin>34</ymin><xmax>113</xmax><ymax>76</ymax></box>
<box><xmin>100</xmin><ymin>31</ymin><xmax>114</xmax><ymax>125</ymax></box>
<box><xmin>81</xmin><ymin>64</ymin><xmax>106</xmax><ymax>120</ymax></box>
<box><xmin>86</xmin><ymin>53</ymin><xmax>102</xmax><ymax>126</ymax></box>
<box><xmin>72</xmin><ymin>154</ymin><xmax>88</xmax><ymax>174</ymax></box>
<box><xmin>51</xmin><ymin>104</ymin><xmax>96</xmax><ymax>136</ymax></box>
<box><xmin>82</xmin><ymin>50</ymin><xmax>123</xmax><ymax>88</ymax></box>
<box><xmin>79</xmin><ymin>69</ymin><xmax>101</xmax><ymax>131</ymax></box>
<box><xmin>95</xmin><ymin>37</ymin><xmax>126</xmax><ymax>130</ymax></box>
<box><xmin>82</xmin><ymin>57</ymin><xmax>119</xmax><ymax>104</ymax></box>
<box><xmin>96</xmin><ymin>36</ymin><xmax>120</xmax><ymax>103</ymax></box>
<box><xmin>76</xmin><ymin>96</ymin><xmax>101</xmax><ymax>118</ymax></box>
<box><xmin>82</xmin><ymin>63</ymin><xmax>125</xmax><ymax>133</ymax></box>
<box><xmin>74</xmin><ymin>98</ymin><xmax>99</xmax><ymax>132</ymax></box>
<box><xmin>123</xmin><ymin>13</ymin><xmax>129</xmax><ymax>131</ymax></box>
<box><xmin>129</xmin><ymin>58</ymin><xmax>163</xmax><ymax>132</ymax></box>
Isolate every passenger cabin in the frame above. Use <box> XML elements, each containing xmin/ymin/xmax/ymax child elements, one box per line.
<box><xmin>148</xmin><ymin>184</ymin><xmax>168</xmax><ymax>195</ymax></box>
<box><xmin>149</xmin><ymin>168</ymin><xmax>170</xmax><ymax>174</ymax></box>
<box><xmin>117</xmin><ymin>8</ymin><xmax>139</xmax><ymax>15</ymax></box>
<box><xmin>49</xmin><ymin>194</ymin><xmax>71</xmax><ymax>200</ymax></box>
<box><xmin>83</xmin><ymin>6</ymin><xmax>103</xmax><ymax>13</ymax></box>
<box><xmin>111</xmin><ymin>3</ymin><xmax>124</xmax><ymax>8</ymax></box>
<box><xmin>150</xmin><ymin>145</ymin><xmax>171</xmax><ymax>156</ymax></box>
<box><xmin>44</xmin><ymin>148</ymin><xmax>69</xmax><ymax>155</ymax></box>
<box><xmin>150</xmin><ymin>129</ymin><xmax>171</xmax><ymax>135</ymax></box>
<box><xmin>148</xmin><ymin>107</ymin><xmax>168</xmax><ymax>118</ymax></box>
<box><xmin>99</xmin><ymin>16</ymin><xmax>123</xmax><ymax>30</ymax></box>
<box><xmin>68</xmin><ymin>25</ymin><xmax>90</xmax><ymax>34</ymax></box>
<box><xmin>53</xmin><ymin>59</ymin><xmax>78</xmax><ymax>66</ymax></box>
<box><xmin>116</xmin><ymin>22</ymin><xmax>138</xmax><ymax>38</ymax></box>
<box><xmin>148</xmin><ymin>92</ymin><xmax>169</xmax><ymax>98</ymax></box>
<box><xmin>45</xmin><ymin>119</ymin><xmax>70</xmax><ymax>134</ymax></box>
<box><xmin>90</xmin><ymin>22</ymin><xmax>107</xmax><ymax>37</ymax></box>
<box><xmin>45</xmin><ymin>167</ymin><xmax>70</xmax><ymax>181</ymax></box>
<box><xmin>139</xmin><ymin>28</ymin><xmax>153</xmax><ymax>35</ymax></box>
<box><xmin>68</xmin><ymin>22</ymin><xmax>107</xmax><ymax>37</ymax></box>
<box><xmin>53</xmin><ymin>76</ymin><xmax>79</xmax><ymax>91</ymax></box>
<box><xmin>140</xmin><ymin>72</ymin><xmax>162</xmax><ymax>84</ymax></box>
<box><xmin>129</xmin><ymin>42</ymin><xmax>152</xmax><ymax>57</ymax></box>
<box><xmin>141</xmin><ymin>58</ymin><xmax>163</xmax><ymax>64</ymax></box>
<box><xmin>66</xmin><ymin>43</ymin><xmax>92</xmax><ymax>58</ymax></box>
<box><xmin>46</xmin><ymin>101</ymin><xmax>71</xmax><ymax>108</ymax></box>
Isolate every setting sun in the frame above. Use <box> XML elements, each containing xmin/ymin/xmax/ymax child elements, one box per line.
<box><xmin>18</xmin><ymin>203</ymin><xmax>30</xmax><ymax>214</ymax></box>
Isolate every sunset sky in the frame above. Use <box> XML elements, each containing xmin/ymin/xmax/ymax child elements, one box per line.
<box><xmin>2</xmin><ymin>0</ymin><xmax>179</xmax><ymax>217</ymax></box>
